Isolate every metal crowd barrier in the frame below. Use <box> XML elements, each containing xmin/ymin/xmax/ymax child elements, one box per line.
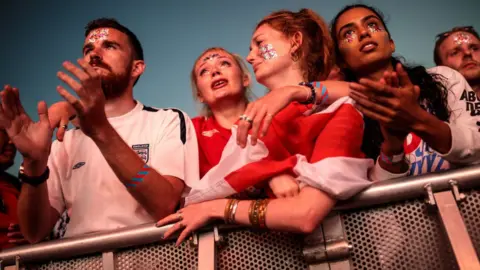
<box><xmin>1</xmin><ymin>165</ymin><xmax>480</xmax><ymax>270</ymax></box>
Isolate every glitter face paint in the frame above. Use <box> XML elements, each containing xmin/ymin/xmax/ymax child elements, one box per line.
<box><xmin>342</xmin><ymin>24</ymin><xmax>383</xmax><ymax>44</ymax></box>
<box><xmin>198</xmin><ymin>54</ymin><xmax>231</xmax><ymax>76</ymax></box>
<box><xmin>343</xmin><ymin>32</ymin><xmax>357</xmax><ymax>43</ymax></box>
<box><xmin>453</xmin><ymin>32</ymin><xmax>472</xmax><ymax>45</ymax></box>
<box><xmin>259</xmin><ymin>44</ymin><xmax>278</xmax><ymax>60</ymax></box>
<box><xmin>367</xmin><ymin>24</ymin><xmax>383</xmax><ymax>34</ymax></box>
<box><xmin>202</xmin><ymin>53</ymin><xmax>220</xmax><ymax>62</ymax></box>
<box><xmin>88</xmin><ymin>28</ymin><xmax>109</xmax><ymax>43</ymax></box>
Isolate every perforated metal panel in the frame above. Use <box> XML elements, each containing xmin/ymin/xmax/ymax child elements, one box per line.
<box><xmin>28</xmin><ymin>254</ymin><xmax>102</xmax><ymax>270</ymax></box>
<box><xmin>459</xmin><ymin>189</ymin><xmax>480</xmax><ymax>256</ymax></box>
<box><xmin>342</xmin><ymin>198</ymin><xmax>458</xmax><ymax>270</ymax></box>
<box><xmin>115</xmin><ymin>241</ymin><xmax>198</xmax><ymax>270</ymax></box>
<box><xmin>218</xmin><ymin>230</ymin><xmax>307</xmax><ymax>270</ymax></box>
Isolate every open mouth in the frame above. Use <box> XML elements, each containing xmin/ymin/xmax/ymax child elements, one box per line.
<box><xmin>463</xmin><ymin>62</ymin><xmax>479</xmax><ymax>69</ymax></box>
<box><xmin>211</xmin><ymin>79</ymin><xmax>228</xmax><ymax>90</ymax></box>
<box><xmin>360</xmin><ymin>41</ymin><xmax>378</xmax><ymax>52</ymax></box>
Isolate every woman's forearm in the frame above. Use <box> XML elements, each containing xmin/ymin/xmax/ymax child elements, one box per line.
<box><xmin>212</xmin><ymin>187</ymin><xmax>335</xmax><ymax>234</ymax></box>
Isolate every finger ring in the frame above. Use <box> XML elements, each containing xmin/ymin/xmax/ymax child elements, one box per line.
<box><xmin>177</xmin><ymin>213</ymin><xmax>183</xmax><ymax>220</ymax></box>
<box><xmin>239</xmin><ymin>114</ymin><xmax>247</xmax><ymax>121</ymax></box>
<box><xmin>61</xmin><ymin>125</ymin><xmax>68</xmax><ymax>129</ymax></box>
<box><xmin>177</xmin><ymin>222</ymin><xmax>186</xmax><ymax>228</ymax></box>
<box><xmin>244</xmin><ymin>116</ymin><xmax>253</xmax><ymax>124</ymax></box>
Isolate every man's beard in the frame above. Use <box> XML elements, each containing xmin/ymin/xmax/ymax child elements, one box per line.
<box><xmin>101</xmin><ymin>69</ymin><xmax>131</xmax><ymax>100</ymax></box>
<box><xmin>90</xmin><ymin>58</ymin><xmax>132</xmax><ymax>100</ymax></box>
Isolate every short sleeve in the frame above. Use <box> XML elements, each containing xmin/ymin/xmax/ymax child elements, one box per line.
<box><xmin>428</xmin><ymin>66</ymin><xmax>480</xmax><ymax>165</ymax></box>
<box><xmin>46</xmin><ymin>140</ymin><xmax>68</xmax><ymax>215</ymax></box>
<box><xmin>150</xmin><ymin>109</ymin><xmax>200</xmax><ymax>191</ymax></box>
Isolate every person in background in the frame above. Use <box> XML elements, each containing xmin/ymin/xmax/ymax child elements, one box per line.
<box><xmin>0</xmin><ymin>129</ymin><xmax>26</xmax><ymax>249</ymax></box>
<box><xmin>434</xmin><ymin>26</ymin><xmax>479</xmax><ymax>94</ymax></box>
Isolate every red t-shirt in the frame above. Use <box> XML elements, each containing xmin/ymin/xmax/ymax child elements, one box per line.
<box><xmin>192</xmin><ymin>116</ymin><xmax>269</xmax><ymax>199</ymax></box>
<box><xmin>192</xmin><ymin>116</ymin><xmax>232</xmax><ymax>178</ymax></box>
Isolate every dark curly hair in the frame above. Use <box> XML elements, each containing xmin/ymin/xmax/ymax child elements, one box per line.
<box><xmin>330</xmin><ymin>4</ymin><xmax>451</xmax><ymax>159</ymax></box>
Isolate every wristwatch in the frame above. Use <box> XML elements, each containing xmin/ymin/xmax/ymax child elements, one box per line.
<box><xmin>18</xmin><ymin>167</ymin><xmax>50</xmax><ymax>187</ymax></box>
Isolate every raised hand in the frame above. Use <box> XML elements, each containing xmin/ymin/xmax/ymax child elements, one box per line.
<box><xmin>48</xmin><ymin>101</ymin><xmax>77</xmax><ymax>142</ymax></box>
<box><xmin>0</xmin><ymin>86</ymin><xmax>52</xmax><ymax>165</ymax></box>
<box><xmin>56</xmin><ymin>59</ymin><xmax>109</xmax><ymax>139</ymax></box>
<box><xmin>348</xmin><ymin>63</ymin><xmax>422</xmax><ymax>132</ymax></box>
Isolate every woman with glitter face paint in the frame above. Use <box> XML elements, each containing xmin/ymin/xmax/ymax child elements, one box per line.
<box><xmin>188</xmin><ymin>47</ymin><xmax>300</xmax><ymax>198</ymax></box>
<box><xmin>331</xmin><ymin>4</ymin><xmax>480</xmax><ymax>181</ymax></box>
<box><xmin>189</xmin><ymin>48</ymin><xmax>351</xmax><ymax>196</ymax></box>
<box><xmin>157</xmin><ymin>9</ymin><xmax>373</xmax><ymax>246</ymax></box>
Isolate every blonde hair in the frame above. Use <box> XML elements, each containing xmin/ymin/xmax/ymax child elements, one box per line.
<box><xmin>190</xmin><ymin>47</ymin><xmax>254</xmax><ymax>117</ymax></box>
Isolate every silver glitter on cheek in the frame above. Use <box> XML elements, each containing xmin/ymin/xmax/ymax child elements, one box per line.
<box><xmin>367</xmin><ymin>24</ymin><xmax>383</xmax><ymax>34</ymax></box>
<box><xmin>453</xmin><ymin>33</ymin><xmax>471</xmax><ymax>45</ymax></box>
<box><xmin>343</xmin><ymin>32</ymin><xmax>357</xmax><ymax>43</ymax></box>
<box><xmin>260</xmin><ymin>44</ymin><xmax>278</xmax><ymax>60</ymax></box>
<box><xmin>88</xmin><ymin>28</ymin><xmax>109</xmax><ymax>43</ymax></box>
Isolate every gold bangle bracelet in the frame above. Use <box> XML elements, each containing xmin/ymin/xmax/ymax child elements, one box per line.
<box><xmin>224</xmin><ymin>199</ymin><xmax>233</xmax><ymax>223</ymax></box>
<box><xmin>253</xmin><ymin>200</ymin><xmax>264</xmax><ymax>227</ymax></box>
<box><xmin>258</xmin><ymin>199</ymin><xmax>270</xmax><ymax>228</ymax></box>
<box><xmin>249</xmin><ymin>200</ymin><xmax>260</xmax><ymax>226</ymax></box>
<box><xmin>229</xmin><ymin>199</ymin><xmax>240</xmax><ymax>224</ymax></box>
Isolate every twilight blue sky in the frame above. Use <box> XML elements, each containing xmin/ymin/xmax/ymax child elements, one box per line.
<box><xmin>0</xmin><ymin>0</ymin><xmax>479</xmax><ymax>172</ymax></box>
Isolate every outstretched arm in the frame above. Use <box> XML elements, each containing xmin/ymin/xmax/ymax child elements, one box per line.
<box><xmin>157</xmin><ymin>186</ymin><xmax>335</xmax><ymax>246</ymax></box>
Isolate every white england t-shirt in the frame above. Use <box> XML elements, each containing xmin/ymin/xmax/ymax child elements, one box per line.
<box><xmin>46</xmin><ymin>101</ymin><xmax>199</xmax><ymax>237</ymax></box>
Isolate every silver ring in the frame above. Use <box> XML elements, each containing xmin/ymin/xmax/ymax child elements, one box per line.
<box><xmin>244</xmin><ymin>117</ymin><xmax>253</xmax><ymax>124</ymax></box>
<box><xmin>61</xmin><ymin>125</ymin><xmax>68</xmax><ymax>129</ymax></box>
<box><xmin>239</xmin><ymin>114</ymin><xmax>247</xmax><ymax>121</ymax></box>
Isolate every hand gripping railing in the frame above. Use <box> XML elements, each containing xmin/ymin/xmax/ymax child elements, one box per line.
<box><xmin>0</xmin><ymin>165</ymin><xmax>480</xmax><ymax>269</ymax></box>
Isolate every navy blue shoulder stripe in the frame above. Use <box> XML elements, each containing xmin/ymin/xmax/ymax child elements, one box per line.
<box><xmin>163</xmin><ymin>108</ymin><xmax>187</xmax><ymax>145</ymax></box>
<box><xmin>142</xmin><ymin>105</ymin><xmax>186</xmax><ymax>144</ymax></box>
<box><xmin>142</xmin><ymin>105</ymin><xmax>159</xmax><ymax>112</ymax></box>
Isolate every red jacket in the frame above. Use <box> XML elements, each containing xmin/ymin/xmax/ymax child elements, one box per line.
<box><xmin>0</xmin><ymin>173</ymin><xmax>20</xmax><ymax>250</ymax></box>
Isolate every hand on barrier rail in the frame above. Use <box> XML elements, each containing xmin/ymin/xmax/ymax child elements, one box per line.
<box><xmin>156</xmin><ymin>200</ymin><xmax>226</xmax><ymax>246</ymax></box>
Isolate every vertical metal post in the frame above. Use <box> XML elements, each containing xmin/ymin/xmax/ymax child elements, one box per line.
<box><xmin>304</xmin><ymin>213</ymin><xmax>352</xmax><ymax>270</ymax></box>
<box><xmin>197</xmin><ymin>231</ymin><xmax>217</xmax><ymax>270</ymax></box>
<box><xmin>102</xmin><ymin>251</ymin><xmax>115</xmax><ymax>270</ymax></box>
<box><xmin>433</xmin><ymin>191</ymin><xmax>480</xmax><ymax>270</ymax></box>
